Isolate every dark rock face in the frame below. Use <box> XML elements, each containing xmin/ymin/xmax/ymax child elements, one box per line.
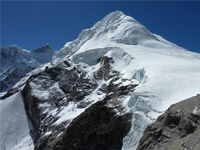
<box><xmin>20</xmin><ymin>56</ymin><xmax>137</xmax><ymax>150</ymax></box>
<box><xmin>95</xmin><ymin>56</ymin><xmax>114</xmax><ymax>80</ymax></box>
<box><xmin>137</xmin><ymin>94</ymin><xmax>200</xmax><ymax>150</ymax></box>
<box><xmin>22</xmin><ymin>66</ymin><xmax>98</xmax><ymax>148</ymax></box>
<box><xmin>33</xmin><ymin>44</ymin><xmax>54</xmax><ymax>53</ymax></box>
<box><xmin>0</xmin><ymin>87</ymin><xmax>20</xmax><ymax>99</ymax></box>
<box><xmin>58</xmin><ymin>67</ymin><xmax>96</xmax><ymax>102</ymax></box>
<box><xmin>52</xmin><ymin>99</ymin><xmax>132</xmax><ymax>150</ymax></box>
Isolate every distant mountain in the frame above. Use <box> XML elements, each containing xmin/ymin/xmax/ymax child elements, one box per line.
<box><xmin>0</xmin><ymin>44</ymin><xmax>55</xmax><ymax>92</ymax></box>
<box><xmin>1</xmin><ymin>11</ymin><xmax>200</xmax><ymax>150</ymax></box>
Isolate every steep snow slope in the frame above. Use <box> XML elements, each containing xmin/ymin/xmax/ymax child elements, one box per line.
<box><xmin>0</xmin><ymin>92</ymin><xmax>34</xmax><ymax>150</ymax></box>
<box><xmin>53</xmin><ymin>11</ymin><xmax>200</xmax><ymax>149</ymax></box>
<box><xmin>0</xmin><ymin>44</ymin><xmax>55</xmax><ymax>93</ymax></box>
<box><xmin>1</xmin><ymin>11</ymin><xmax>200</xmax><ymax>150</ymax></box>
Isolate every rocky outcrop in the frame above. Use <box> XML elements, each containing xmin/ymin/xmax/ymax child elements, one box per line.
<box><xmin>51</xmin><ymin>99</ymin><xmax>132</xmax><ymax>150</ymax></box>
<box><xmin>20</xmin><ymin>56</ymin><xmax>138</xmax><ymax>150</ymax></box>
<box><xmin>22</xmin><ymin>65</ymin><xmax>98</xmax><ymax>147</ymax></box>
<box><xmin>137</xmin><ymin>94</ymin><xmax>200</xmax><ymax>150</ymax></box>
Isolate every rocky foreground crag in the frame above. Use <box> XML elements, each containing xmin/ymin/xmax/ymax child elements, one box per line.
<box><xmin>137</xmin><ymin>94</ymin><xmax>200</xmax><ymax>150</ymax></box>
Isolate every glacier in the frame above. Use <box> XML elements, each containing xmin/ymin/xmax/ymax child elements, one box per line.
<box><xmin>1</xmin><ymin>11</ymin><xmax>200</xmax><ymax>150</ymax></box>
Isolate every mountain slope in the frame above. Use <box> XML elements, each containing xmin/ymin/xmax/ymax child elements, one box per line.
<box><xmin>53</xmin><ymin>11</ymin><xmax>200</xmax><ymax>149</ymax></box>
<box><xmin>0</xmin><ymin>44</ymin><xmax>55</xmax><ymax>93</ymax></box>
<box><xmin>1</xmin><ymin>11</ymin><xmax>200</xmax><ymax>150</ymax></box>
<box><xmin>0</xmin><ymin>92</ymin><xmax>34</xmax><ymax>150</ymax></box>
<box><xmin>137</xmin><ymin>94</ymin><xmax>200</xmax><ymax>150</ymax></box>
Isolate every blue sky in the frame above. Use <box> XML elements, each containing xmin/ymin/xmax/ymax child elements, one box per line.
<box><xmin>1</xmin><ymin>1</ymin><xmax>200</xmax><ymax>53</ymax></box>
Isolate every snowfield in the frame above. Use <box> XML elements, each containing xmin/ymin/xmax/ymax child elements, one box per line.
<box><xmin>1</xmin><ymin>11</ymin><xmax>200</xmax><ymax>150</ymax></box>
<box><xmin>0</xmin><ymin>92</ymin><xmax>34</xmax><ymax>150</ymax></box>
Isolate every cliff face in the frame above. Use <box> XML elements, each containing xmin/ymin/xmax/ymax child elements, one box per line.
<box><xmin>137</xmin><ymin>94</ymin><xmax>200</xmax><ymax>150</ymax></box>
<box><xmin>48</xmin><ymin>98</ymin><xmax>132</xmax><ymax>150</ymax></box>
<box><xmin>21</xmin><ymin>56</ymin><xmax>137</xmax><ymax>150</ymax></box>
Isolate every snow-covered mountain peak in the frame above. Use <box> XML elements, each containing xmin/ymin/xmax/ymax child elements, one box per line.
<box><xmin>93</xmin><ymin>10</ymin><xmax>126</xmax><ymax>28</ymax></box>
<box><xmin>0</xmin><ymin>44</ymin><xmax>55</xmax><ymax>92</ymax></box>
<box><xmin>1</xmin><ymin>45</ymin><xmax>28</xmax><ymax>57</ymax></box>
<box><xmin>5</xmin><ymin>45</ymin><xmax>22</xmax><ymax>49</ymax></box>
<box><xmin>93</xmin><ymin>10</ymin><xmax>143</xmax><ymax>29</ymax></box>
<box><xmin>105</xmin><ymin>10</ymin><xmax>125</xmax><ymax>18</ymax></box>
<box><xmin>56</xmin><ymin>11</ymin><xmax>160</xmax><ymax>63</ymax></box>
<box><xmin>52</xmin><ymin>13</ymin><xmax>200</xmax><ymax>150</ymax></box>
<box><xmin>1</xmin><ymin>11</ymin><xmax>200</xmax><ymax>150</ymax></box>
<box><xmin>56</xmin><ymin>10</ymin><xmax>200</xmax><ymax>67</ymax></box>
<box><xmin>90</xmin><ymin>10</ymin><xmax>157</xmax><ymax>44</ymax></box>
<box><xmin>5</xmin><ymin>45</ymin><xmax>22</xmax><ymax>50</ymax></box>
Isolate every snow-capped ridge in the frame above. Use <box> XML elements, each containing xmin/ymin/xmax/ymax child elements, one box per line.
<box><xmin>0</xmin><ymin>44</ymin><xmax>55</xmax><ymax>92</ymax></box>
<box><xmin>56</xmin><ymin>11</ymin><xmax>200</xmax><ymax>66</ymax></box>
<box><xmin>93</xmin><ymin>11</ymin><xmax>126</xmax><ymax>29</ymax></box>
<box><xmin>3</xmin><ymin>45</ymin><xmax>22</xmax><ymax>50</ymax></box>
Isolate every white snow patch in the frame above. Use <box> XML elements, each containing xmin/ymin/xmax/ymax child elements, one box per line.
<box><xmin>193</xmin><ymin>106</ymin><xmax>200</xmax><ymax>115</ymax></box>
<box><xmin>44</xmin><ymin>131</ymin><xmax>52</xmax><ymax>137</ymax></box>
<box><xmin>39</xmin><ymin>102</ymin><xmax>51</xmax><ymax>108</ymax></box>
<box><xmin>53</xmin><ymin>102</ymin><xmax>85</xmax><ymax>126</ymax></box>
<box><xmin>30</xmin><ymin>82</ymin><xmax>50</xmax><ymax>100</ymax></box>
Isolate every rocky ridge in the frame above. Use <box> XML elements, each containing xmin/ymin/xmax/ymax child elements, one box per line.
<box><xmin>21</xmin><ymin>56</ymin><xmax>138</xmax><ymax>150</ymax></box>
<box><xmin>137</xmin><ymin>94</ymin><xmax>200</xmax><ymax>150</ymax></box>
